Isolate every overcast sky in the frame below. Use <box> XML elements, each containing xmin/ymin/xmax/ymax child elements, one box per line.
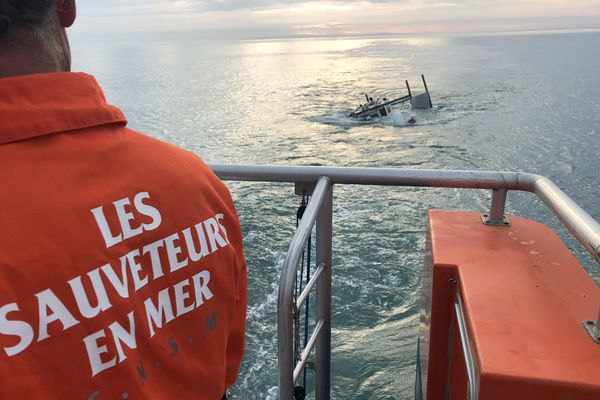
<box><xmin>71</xmin><ymin>0</ymin><xmax>600</xmax><ymax>40</ymax></box>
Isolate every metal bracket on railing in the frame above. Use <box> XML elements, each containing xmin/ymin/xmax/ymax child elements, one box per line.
<box><xmin>583</xmin><ymin>320</ymin><xmax>600</xmax><ymax>344</ymax></box>
<box><xmin>295</xmin><ymin>182</ymin><xmax>316</xmax><ymax>196</ymax></box>
<box><xmin>482</xmin><ymin>189</ymin><xmax>510</xmax><ymax>227</ymax></box>
<box><xmin>583</xmin><ymin>308</ymin><xmax>600</xmax><ymax>344</ymax></box>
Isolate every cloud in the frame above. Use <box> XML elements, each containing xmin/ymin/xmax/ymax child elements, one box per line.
<box><xmin>80</xmin><ymin>0</ymin><xmax>415</xmax><ymax>14</ymax></box>
<box><xmin>72</xmin><ymin>0</ymin><xmax>600</xmax><ymax>40</ymax></box>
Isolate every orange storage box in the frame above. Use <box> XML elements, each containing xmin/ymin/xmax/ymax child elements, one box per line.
<box><xmin>419</xmin><ymin>210</ymin><xmax>600</xmax><ymax>400</ymax></box>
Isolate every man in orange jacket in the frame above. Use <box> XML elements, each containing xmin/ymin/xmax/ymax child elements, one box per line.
<box><xmin>0</xmin><ymin>1</ymin><xmax>247</xmax><ymax>399</ymax></box>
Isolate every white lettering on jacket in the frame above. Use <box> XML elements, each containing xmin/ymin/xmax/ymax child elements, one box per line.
<box><xmin>91</xmin><ymin>192</ymin><xmax>163</xmax><ymax>248</ymax></box>
<box><xmin>0</xmin><ymin>206</ymin><xmax>230</xmax><ymax>380</ymax></box>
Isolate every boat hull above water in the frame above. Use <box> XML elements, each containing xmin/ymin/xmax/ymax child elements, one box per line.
<box><xmin>350</xmin><ymin>102</ymin><xmax>392</xmax><ymax>118</ymax></box>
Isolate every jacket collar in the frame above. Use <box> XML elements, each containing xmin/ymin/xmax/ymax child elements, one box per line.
<box><xmin>0</xmin><ymin>72</ymin><xmax>127</xmax><ymax>145</ymax></box>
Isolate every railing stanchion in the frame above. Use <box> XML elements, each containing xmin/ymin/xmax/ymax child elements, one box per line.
<box><xmin>490</xmin><ymin>189</ymin><xmax>507</xmax><ymax>221</ymax></box>
<box><xmin>483</xmin><ymin>188</ymin><xmax>509</xmax><ymax>226</ymax></box>
<box><xmin>315</xmin><ymin>183</ymin><xmax>333</xmax><ymax>399</ymax></box>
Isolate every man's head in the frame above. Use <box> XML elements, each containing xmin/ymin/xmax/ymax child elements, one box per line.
<box><xmin>0</xmin><ymin>0</ymin><xmax>76</xmax><ymax>77</ymax></box>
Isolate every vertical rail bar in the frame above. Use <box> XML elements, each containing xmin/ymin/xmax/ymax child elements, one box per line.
<box><xmin>278</xmin><ymin>178</ymin><xmax>331</xmax><ymax>400</ymax></box>
<box><xmin>454</xmin><ymin>294</ymin><xmax>478</xmax><ymax>400</ymax></box>
<box><xmin>405</xmin><ymin>80</ymin><xmax>412</xmax><ymax>98</ymax></box>
<box><xmin>315</xmin><ymin>184</ymin><xmax>333</xmax><ymax>399</ymax></box>
<box><xmin>489</xmin><ymin>189</ymin><xmax>507</xmax><ymax>224</ymax></box>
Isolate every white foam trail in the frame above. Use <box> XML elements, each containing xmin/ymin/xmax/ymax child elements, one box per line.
<box><xmin>265</xmin><ymin>386</ymin><xmax>279</xmax><ymax>400</ymax></box>
<box><xmin>390</xmin><ymin>110</ymin><xmax>409</xmax><ymax>126</ymax></box>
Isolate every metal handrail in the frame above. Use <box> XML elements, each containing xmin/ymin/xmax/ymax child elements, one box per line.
<box><xmin>277</xmin><ymin>176</ymin><xmax>332</xmax><ymax>399</ymax></box>
<box><xmin>212</xmin><ymin>164</ymin><xmax>600</xmax><ymax>262</ymax></box>
<box><xmin>455</xmin><ymin>293</ymin><xmax>478</xmax><ymax>400</ymax></box>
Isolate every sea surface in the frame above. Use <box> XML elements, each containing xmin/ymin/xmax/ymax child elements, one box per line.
<box><xmin>73</xmin><ymin>30</ymin><xmax>600</xmax><ymax>399</ymax></box>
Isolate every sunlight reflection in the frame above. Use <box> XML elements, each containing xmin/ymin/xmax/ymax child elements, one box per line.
<box><xmin>239</xmin><ymin>38</ymin><xmax>373</xmax><ymax>55</ymax></box>
<box><xmin>397</xmin><ymin>36</ymin><xmax>450</xmax><ymax>47</ymax></box>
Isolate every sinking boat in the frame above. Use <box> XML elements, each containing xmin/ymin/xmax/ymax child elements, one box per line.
<box><xmin>350</xmin><ymin>75</ymin><xmax>433</xmax><ymax>119</ymax></box>
<box><xmin>349</xmin><ymin>95</ymin><xmax>397</xmax><ymax>118</ymax></box>
<box><xmin>211</xmin><ymin>164</ymin><xmax>600</xmax><ymax>400</ymax></box>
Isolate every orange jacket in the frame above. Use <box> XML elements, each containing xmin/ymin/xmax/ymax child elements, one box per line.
<box><xmin>0</xmin><ymin>72</ymin><xmax>247</xmax><ymax>399</ymax></box>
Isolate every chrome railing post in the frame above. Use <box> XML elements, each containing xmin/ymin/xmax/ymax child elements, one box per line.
<box><xmin>315</xmin><ymin>183</ymin><xmax>333</xmax><ymax>399</ymax></box>
<box><xmin>483</xmin><ymin>189</ymin><xmax>509</xmax><ymax>226</ymax></box>
<box><xmin>490</xmin><ymin>189</ymin><xmax>507</xmax><ymax>222</ymax></box>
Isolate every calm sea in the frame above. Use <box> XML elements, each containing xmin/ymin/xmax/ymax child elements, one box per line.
<box><xmin>73</xmin><ymin>30</ymin><xmax>600</xmax><ymax>399</ymax></box>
